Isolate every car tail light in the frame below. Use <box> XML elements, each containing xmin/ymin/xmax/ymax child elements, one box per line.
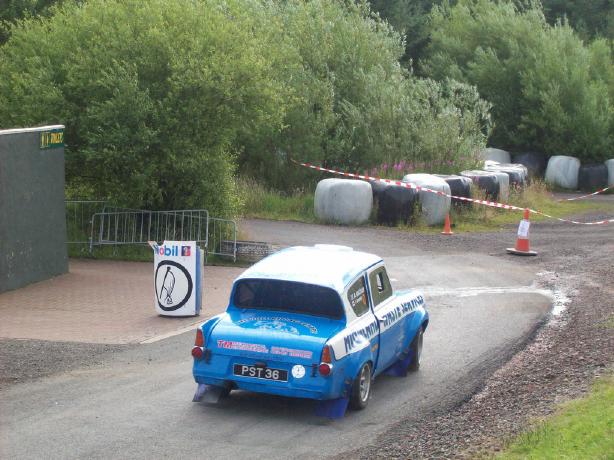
<box><xmin>321</xmin><ymin>345</ymin><xmax>332</xmax><ymax>364</ymax></box>
<box><xmin>195</xmin><ymin>328</ymin><xmax>204</xmax><ymax>347</ymax></box>
<box><xmin>191</xmin><ymin>346</ymin><xmax>204</xmax><ymax>359</ymax></box>
<box><xmin>319</xmin><ymin>345</ymin><xmax>333</xmax><ymax>376</ymax></box>
<box><xmin>318</xmin><ymin>363</ymin><xmax>332</xmax><ymax>376</ymax></box>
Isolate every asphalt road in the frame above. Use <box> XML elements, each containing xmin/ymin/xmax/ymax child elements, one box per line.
<box><xmin>0</xmin><ymin>220</ymin><xmax>552</xmax><ymax>459</ymax></box>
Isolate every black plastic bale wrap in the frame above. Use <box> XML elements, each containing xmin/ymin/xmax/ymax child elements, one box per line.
<box><xmin>434</xmin><ymin>175</ymin><xmax>472</xmax><ymax>206</ymax></box>
<box><xmin>369</xmin><ymin>180</ymin><xmax>388</xmax><ymax>205</ymax></box>
<box><xmin>511</xmin><ymin>152</ymin><xmax>547</xmax><ymax>180</ymax></box>
<box><xmin>376</xmin><ymin>184</ymin><xmax>419</xmax><ymax>226</ymax></box>
<box><xmin>578</xmin><ymin>164</ymin><xmax>608</xmax><ymax>192</ymax></box>
<box><xmin>484</xmin><ymin>163</ymin><xmax>528</xmax><ymax>188</ymax></box>
<box><xmin>460</xmin><ymin>171</ymin><xmax>500</xmax><ymax>200</ymax></box>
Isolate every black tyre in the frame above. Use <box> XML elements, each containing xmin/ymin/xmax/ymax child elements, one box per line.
<box><xmin>408</xmin><ymin>328</ymin><xmax>424</xmax><ymax>372</ymax></box>
<box><xmin>349</xmin><ymin>362</ymin><xmax>372</xmax><ymax>410</ymax></box>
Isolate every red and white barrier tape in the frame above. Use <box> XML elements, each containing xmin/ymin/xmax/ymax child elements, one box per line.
<box><xmin>293</xmin><ymin>159</ymin><xmax>614</xmax><ymax>226</ymax></box>
<box><xmin>558</xmin><ymin>185</ymin><xmax>613</xmax><ymax>201</ymax></box>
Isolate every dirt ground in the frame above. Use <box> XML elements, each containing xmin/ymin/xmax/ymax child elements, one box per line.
<box><xmin>336</xmin><ymin>207</ymin><xmax>614</xmax><ymax>458</ymax></box>
<box><xmin>1</xmin><ymin>201</ymin><xmax>613</xmax><ymax>457</ymax></box>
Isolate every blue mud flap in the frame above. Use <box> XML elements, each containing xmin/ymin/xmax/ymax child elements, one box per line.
<box><xmin>192</xmin><ymin>384</ymin><xmax>225</xmax><ymax>404</ymax></box>
<box><xmin>384</xmin><ymin>350</ymin><xmax>414</xmax><ymax>377</ymax></box>
<box><xmin>314</xmin><ymin>397</ymin><xmax>349</xmax><ymax>419</ymax></box>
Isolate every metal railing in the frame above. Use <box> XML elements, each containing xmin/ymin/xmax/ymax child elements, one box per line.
<box><xmin>208</xmin><ymin>217</ymin><xmax>237</xmax><ymax>261</ymax></box>
<box><xmin>66</xmin><ymin>201</ymin><xmax>238</xmax><ymax>261</ymax></box>
<box><xmin>89</xmin><ymin>209</ymin><xmax>209</xmax><ymax>252</ymax></box>
<box><xmin>65</xmin><ymin>200</ymin><xmax>108</xmax><ymax>244</ymax></box>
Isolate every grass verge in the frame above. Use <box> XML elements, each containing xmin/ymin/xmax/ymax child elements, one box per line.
<box><xmin>496</xmin><ymin>375</ymin><xmax>614</xmax><ymax>459</ymax></box>
<box><xmin>239</xmin><ymin>178</ymin><xmax>316</xmax><ymax>222</ymax></box>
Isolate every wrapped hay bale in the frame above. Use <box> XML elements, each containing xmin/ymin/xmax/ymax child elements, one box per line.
<box><xmin>511</xmin><ymin>151</ymin><xmax>547</xmax><ymax>179</ymax></box>
<box><xmin>314</xmin><ymin>179</ymin><xmax>372</xmax><ymax>225</ymax></box>
<box><xmin>606</xmin><ymin>159</ymin><xmax>614</xmax><ymax>187</ymax></box>
<box><xmin>545</xmin><ymin>155</ymin><xmax>580</xmax><ymax>190</ymax></box>
<box><xmin>578</xmin><ymin>164</ymin><xmax>608</xmax><ymax>192</ymax></box>
<box><xmin>402</xmin><ymin>174</ymin><xmax>451</xmax><ymax>226</ymax></box>
<box><xmin>479</xmin><ymin>148</ymin><xmax>511</xmax><ymax>164</ymax></box>
<box><xmin>460</xmin><ymin>170</ymin><xmax>501</xmax><ymax>200</ymax></box>
<box><xmin>434</xmin><ymin>174</ymin><xmax>472</xmax><ymax>206</ymax></box>
<box><xmin>376</xmin><ymin>184</ymin><xmax>419</xmax><ymax>226</ymax></box>
<box><xmin>484</xmin><ymin>162</ymin><xmax>528</xmax><ymax>188</ymax></box>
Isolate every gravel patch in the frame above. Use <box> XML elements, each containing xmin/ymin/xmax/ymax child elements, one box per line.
<box><xmin>336</xmin><ymin>209</ymin><xmax>614</xmax><ymax>459</ymax></box>
<box><xmin>0</xmin><ymin>339</ymin><xmax>128</xmax><ymax>387</ymax></box>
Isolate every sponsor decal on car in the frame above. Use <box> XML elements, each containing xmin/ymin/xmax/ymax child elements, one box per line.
<box><xmin>217</xmin><ymin>340</ymin><xmax>269</xmax><ymax>354</ymax></box>
<box><xmin>271</xmin><ymin>346</ymin><xmax>312</xmax><ymax>359</ymax></box>
<box><xmin>236</xmin><ymin>316</ymin><xmax>318</xmax><ymax>334</ymax></box>
<box><xmin>343</xmin><ymin>319</ymin><xmax>378</xmax><ymax>353</ymax></box>
<box><xmin>379</xmin><ymin>295</ymin><xmax>425</xmax><ymax>331</ymax></box>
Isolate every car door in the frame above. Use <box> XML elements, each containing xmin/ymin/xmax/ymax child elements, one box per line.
<box><xmin>368</xmin><ymin>265</ymin><xmax>400</xmax><ymax>372</ymax></box>
<box><xmin>345</xmin><ymin>274</ymin><xmax>380</xmax><ymax>364</ymax></box>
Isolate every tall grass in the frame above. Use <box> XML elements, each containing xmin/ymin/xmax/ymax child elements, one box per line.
<box><xmin>238</xmin><ymin>178</ymin><xmax>315</xmax><ymax>222</ymax></box>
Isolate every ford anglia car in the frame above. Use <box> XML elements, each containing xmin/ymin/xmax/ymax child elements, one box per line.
<box><xmin>191</xmin><ymin>244</ymin><xmax>428</xmax><ymax>416</ymax></box>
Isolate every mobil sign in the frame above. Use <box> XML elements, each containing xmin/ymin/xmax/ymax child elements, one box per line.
<box><xmin>150</xmin><ymin>241</ymin><xmax>202</xmax><ymax>316</ymax></box>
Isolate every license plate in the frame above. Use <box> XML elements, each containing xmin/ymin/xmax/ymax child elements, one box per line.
<box><xmin>233</xmin><ymin>364</ymin><xmax>288</xmax><ymax>382</ymax></box>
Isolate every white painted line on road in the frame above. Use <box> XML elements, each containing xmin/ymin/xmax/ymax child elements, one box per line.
<box><xmin>139</xmin><ymin>318</ymin><xmax>210</xmax><ymax>344</ymax></box>
<box><xmin>416</xmin><ymin>285</ymin><xmax>552</xmax><ymax>298</ymax></box>
<box><xmin>416</xmin><ymin>284</ymin><xmax>570</xmax><ymax>317</ymax></box>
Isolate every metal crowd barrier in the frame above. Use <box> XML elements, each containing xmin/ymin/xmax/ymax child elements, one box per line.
<box><xmin>66</xmin><ymin>201</ymin><xmax>238</xmax><ymax>260</ymax></box>
<box><xmin>89</xmin><ymin>209</ymin><xmax>209</xmax><ymax>252</ymax></box>
<box><xmin>65</xmin><ymin>200</ymin><xmax>108</xmax><ymax>244</ymax></box>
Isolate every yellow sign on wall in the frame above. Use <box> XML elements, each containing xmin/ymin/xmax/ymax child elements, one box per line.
<box><xmin>40</xmin><ymin>129</ymin><xmax>64</xmax><ymax>149</ymax></box>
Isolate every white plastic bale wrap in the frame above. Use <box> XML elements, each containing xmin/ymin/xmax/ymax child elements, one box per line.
<box><xmin>491</xmin><ymin>172</ymin><xmax>510</xmax><ymax>202</ymax></box>
<box><xmin>314</xmin><ymin>179</ymin><xmax>373</xmax><ymax>225</ymax></box>
<box><xmin>480</xmin><ymin>148</ymin><xmax>511</xmax><ymax>164</ymax></box>
<box><xmin>606</xmin><ymin>159</ymin><xmax>614</xmax><ymax>186</ymax></box>
<box><xmin>545</xmin><ymin>155</ymin><xmax>581</xmax><ymax>190</ymax></box>
<box><xmin>402</xmin><ymin>174</ymin><xmax>451</xmax><ymax>226</ymax></box>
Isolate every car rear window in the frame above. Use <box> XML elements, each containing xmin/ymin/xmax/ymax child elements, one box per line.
<box><xmin>233</xmin><ymin>279</ymin><xmax>344</xmax><ymax>320</ymax></box>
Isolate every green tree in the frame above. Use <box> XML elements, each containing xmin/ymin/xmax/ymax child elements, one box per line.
<box><xmin>540</xmin><ymin>0</ymin><xmax>614</xmax><ymax>40</ymax></box>
<box><xmin>425</xmin><ymin>0</ymin><xmax>613</xmax><ymax>161</ymax></box>
<box><xmin>369</xmin><ymin>0</ymin><xmax>440</xmax><ymax>65</ymax></box>
<box><xmin>0</xmin><ymin>0</ymin><xmax>64</xmax><ymax>43</ymax></box>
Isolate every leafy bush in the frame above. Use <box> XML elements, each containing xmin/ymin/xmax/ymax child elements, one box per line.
<box><xmin>425</xmin><ymin>0</ymin><xmax>614</xmax><ymax>163</ymax></box>
<box><xmin>0</xmin><ymin>0</ymin><xmax>492</xmax><ymax>213</ymax></box>
<box><xmin>239</xmin><ymin>1</ymin><xmax>490</xmax><ymax>188</ymax></box>
<box><xmin>0</xmin><ymin>0</ymin><xmax>290</xmax><ymax>215</ymax></box>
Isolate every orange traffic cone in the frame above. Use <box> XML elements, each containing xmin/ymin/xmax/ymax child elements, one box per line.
<box><xmin>507</xmin><ymin>208</ymin><xmax>537</xmax><ymax>256</ymax></box>
<box><xmin>441</xmin><ymin>213</ymin><xmax>454</xmax><ymax>235</ymax></box>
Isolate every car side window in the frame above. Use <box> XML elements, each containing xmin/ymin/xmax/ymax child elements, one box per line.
<box><xmin>347</xmin><ymin>276</ymin><xmax>369</xmax><ymax>317</ymax></box>
<box><xmin>369</xmin><ymin>267</ymin><xmax>392</xmax><ymax>308</ymax></box>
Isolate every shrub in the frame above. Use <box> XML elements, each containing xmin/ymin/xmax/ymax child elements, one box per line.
<box><xmin>0</xmin><ymin>0</ymin><xmax>288</xmax><ymax>216</ymax></box>
<box><xmin>239</xmin><ymin>1</ymin><xmax>490</xmax><ymax>188</ymax></box>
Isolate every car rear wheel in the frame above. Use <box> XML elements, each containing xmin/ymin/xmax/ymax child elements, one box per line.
<box><xmin>349</xmin><ymin>362</ymin><xmax>372</xmax><ymax>410</ymax></box>
<box><xmin>408</xmin><ymin>328</ymin><xmax>424</xmax><ymax>372</ymax></box>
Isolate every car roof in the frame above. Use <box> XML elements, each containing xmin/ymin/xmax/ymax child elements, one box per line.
<box><xmin>235</xmin><ymin>245</ymin><xmax>382</xmax><ymax>293</ymax></box>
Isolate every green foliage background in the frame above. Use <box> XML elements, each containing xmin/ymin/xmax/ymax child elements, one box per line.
<box><xmin>0</xmin><ymin>0</ymin><xmax>489</xmax><ymax>214</ymax></box>
<box><xmin>423</xmin><ymin>0</ymin><xmax>614</xmax><ymax>162</ymax></box>
<box><xmin>1</xmin><ymin>0</ymin><xmax>613</xmax><ymax>216</ymax></box>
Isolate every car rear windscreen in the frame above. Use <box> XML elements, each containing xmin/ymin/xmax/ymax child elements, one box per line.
<box><xmin>233</xmin><ymin>279</ymin><xmax>344</xmax><ymax>320</ymax></box>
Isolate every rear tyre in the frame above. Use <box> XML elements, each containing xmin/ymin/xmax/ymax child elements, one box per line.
<box><xmin>408</xmin><ymin>328</ymin><xmax>424</xmax><ymax>372</ymax></box>
<box><xmin>349</xmin><ymin>362</ymin><xmax>372</xmax><ymax>410</ymax></box>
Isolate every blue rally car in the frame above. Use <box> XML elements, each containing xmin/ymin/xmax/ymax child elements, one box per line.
<box><xmin>191</xmin><ymin>245</ymin><xmax>428</xmax><ymax>416</ymax></box>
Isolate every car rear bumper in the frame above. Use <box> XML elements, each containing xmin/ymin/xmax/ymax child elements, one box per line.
<box><xmin>193</xmin><ymin>353</ymin><xmax>347</xmax><ymax>401</ymax></box>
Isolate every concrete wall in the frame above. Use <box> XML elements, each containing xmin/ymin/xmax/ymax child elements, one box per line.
<box><xmin>0</xmin><ymin>125</ymin><xmax>68</xmax><ymax>293</ymax></box>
